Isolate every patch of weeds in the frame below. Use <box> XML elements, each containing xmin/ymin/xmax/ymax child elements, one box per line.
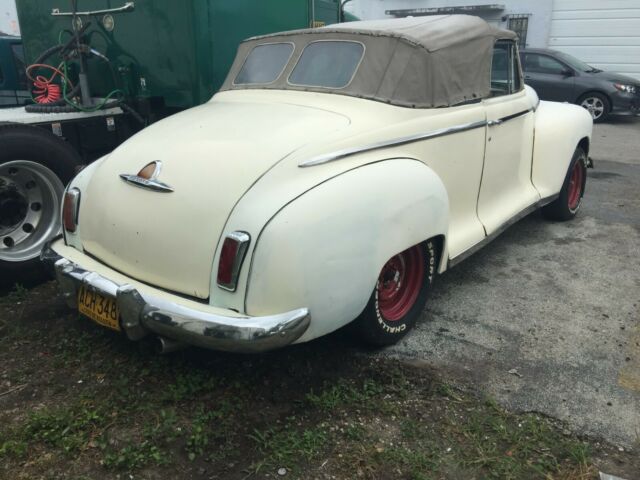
<box><xmin>249</xmin><ymin>422</ymin><xmax>329</xmax><ymax>472</ymax></box>
<box><xmin>144</xmin><ymin>409</ymin><xmax>180</xmax><ymax>444</ymax></box>
<box><xmin>305</xmin><ymin>378</ymin><xmax>384</xmax><ymax>411</ymax></box>
<box><xmin>23</xmin><ymin>406</ymin><xmax>106</xmax><ymax>452</ymax></box>
<box><xmin>452</xmin><ymin>404</ymin><xmax>593</xmax><ymax>478</ymax></box>
<box><xmin>568</xmin><ymin>441</ymin><xmax>591</xmax><ymax>467</ymax></box>
<box><xmin>185</xmin><ymin>401</ymin><xmax>237</xmax><ymax>461</ymax></box>
<box><xmin>162</xmin><ymin>368</ymin><xmax>219</xmax><ymax>402</ymax></box>
<box><xmin>9</xmin><ymin>283</ymin><xmax>28</xmax><ymax>302</ymax></box>
<box><xmin>100</xmin><ymin>409</ymin><xmax>179</xmax><ymax>471</ymax></box>
<box><xmin>103</xmin><ymin>441</ymin><xmax>167</xmax><ymax>470</ymax></box>
<box><xmin>400</xmin><ymin>418</ymin><xmax>424</xmax><ymax>441</ymax></box>
<box><xmin>343</xmin><ymin>423</ymin><xmax>367</xmax><ymax>441</ymax></box>
<box><xmin>378</xmin><ymin>446</ymin><xmax>439</xmax><ymax>479</ymax></box>
<box><xmin>436</xmin><ymin>382</ymin><xmax>464</xmax><ymax>402</ymax></box>
<box><xmin>186</xmin><ymin>418</ymin><xmax>209</xmax><ymax>461</ymax></box>
<box><xmin>54</xmin><ymin>330</ymin><xmax>105</xmax><ymax>365</ymax></box>
<box><xmin>0</xmin><ymin>439</ymin><xmax>28</xmax><ymax>458</ymax></box>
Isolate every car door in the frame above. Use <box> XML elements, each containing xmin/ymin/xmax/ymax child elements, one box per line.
<box><xmin>522</xmin><ymin>52</ymin><xmax>575</xmax><ymax>102</ymax></box>
<box><xmin>477</xmin><ymin>40</ymin><xmax>540</xmax><ymax>235</ymax></box>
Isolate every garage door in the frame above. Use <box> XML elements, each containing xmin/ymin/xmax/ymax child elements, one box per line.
<box><xmin>550</xmin><ymin>0</ymin><xmax>640</xmax><ymax>80</ymax></box>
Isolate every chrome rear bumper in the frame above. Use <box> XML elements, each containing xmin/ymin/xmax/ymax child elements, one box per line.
<box><xmin>41</xmin><ymin>243</ymin><xmax>310</xmax><ymax>353</ymax></box>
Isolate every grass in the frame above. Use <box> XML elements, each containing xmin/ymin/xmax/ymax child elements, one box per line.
<box><xmin>0</xmin><ymin>281</ymin><xmax>629</xmax><ymax>479</ymax></box>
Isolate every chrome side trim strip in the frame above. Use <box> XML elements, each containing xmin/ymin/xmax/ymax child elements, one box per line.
<box><xmin>448</xmin><ymin>194</ymin><xmax>558</xmax><ymax>268</ymax></box>
<box><xmin>299</xmin><ymin>119</ymin><xmax>487</xmax><ymax>168</ymax></box>
<box><xmin>499</xmin><ymin>108</ymin><xmax>531</xmax><ymax>123</ymax></box>
<box><xmin>488</xmin><ymin>108</ymin><xmax>533</xmax><ymax>128</ymax></box>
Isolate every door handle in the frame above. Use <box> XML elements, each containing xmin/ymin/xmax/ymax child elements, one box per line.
<box><xmin>487</xmin><ymin>119</ymin><xmax>503</xmax><ymax>127</ymax></box>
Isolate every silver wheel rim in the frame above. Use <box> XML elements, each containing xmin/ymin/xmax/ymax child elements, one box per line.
<box><xmin>0</xmin><ymin>160</ymin><xmax>64</xmax><ymax>263</ymax></box>
<box><xmin>580</xmin><ymin>97</ymin><xmax>605</xmax><ymax>120</ymax></box>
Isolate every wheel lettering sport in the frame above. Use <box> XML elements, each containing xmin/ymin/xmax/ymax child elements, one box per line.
<box><xmin>355</xmin><ymin>239</ymin><xmax>438</xmax><ymax>346</ymax></box>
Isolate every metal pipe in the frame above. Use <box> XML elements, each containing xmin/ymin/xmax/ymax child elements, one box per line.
<box><xmin>155</xmin><ymin>337</ymin><xmax>187</xmax><ymax>354</ymax></box>
<box><xmin>52</xmin><ymin>2</ymin><xmax>135</xmax><ymax>17</ymax></box>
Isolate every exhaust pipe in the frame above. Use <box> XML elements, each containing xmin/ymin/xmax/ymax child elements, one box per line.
<box><xmin>155</xmin><ymin>336</ymin><xmax>187</xmax><ymax>354</ymax></box>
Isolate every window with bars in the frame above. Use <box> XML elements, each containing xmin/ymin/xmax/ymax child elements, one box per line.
<box><xmin>508</xmin><ymin>15</ymin><xmax>530</xmax><ymax>49</ymax></box>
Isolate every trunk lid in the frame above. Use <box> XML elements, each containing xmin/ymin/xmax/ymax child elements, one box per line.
<box><xmin>79</xmin><ymin>99</ymin><xmax>350</xmax><ymax>298</ymax></box>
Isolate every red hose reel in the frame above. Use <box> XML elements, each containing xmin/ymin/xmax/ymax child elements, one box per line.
<box><xmin>26</xmin><ymin>63</ymin><xmax>74</xmax><ymax>104</ymax></box>
<box><xmin>32</xmin><ymin>75</ymin><xmax>62</xmax><ymax>104</ymax></box>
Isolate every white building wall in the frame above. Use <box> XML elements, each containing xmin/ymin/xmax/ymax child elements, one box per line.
<box><xmin>550</xmin><ymin>0</ymin><xmax>640</xmax><ymax>80</ymax></box>
<box><xmin>0</xmin><ymin>0</ymin><xmax>19</xmax><ymax>36</ymax></box>
<box><xmin>345</xmin><ymin>0</ymin><xmax>554</xmax><ymax>48</ymax></box>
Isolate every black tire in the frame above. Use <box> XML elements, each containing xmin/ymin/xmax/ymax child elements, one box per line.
<box><xmin>541</xmin><ymin>147</ymin><xmax>587</xmax><ymax>221</ymax></box>
<box><xmin>0</xmin><ymin>124</ymin><xmax>81</xmax><ymax>278</ymax></box>
<box><xmin>577</xmin><ymin>92</ymin><xmax>610</xmax><ymax>123</ymax></box>
<box><xmin>353</xmin><ymin>239</ymin><xmax>438</xmax><ymax>346</ymax></box>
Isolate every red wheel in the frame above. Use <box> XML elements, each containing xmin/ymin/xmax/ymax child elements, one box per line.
<box><xmin>354</xmin><ymin>240</ymin><xmax>438</xmax><ymax>346</ymax></box>
<box><xmin>567</xmin><ymin>160</ymin><xmax>584</xmax><ymax>211</ymax></box>
<box><xmin>376</xmin><ymin>246</ymin><xmax>425</xmax><ymax>321</ymax></box>
<box><xmin>542</xmin><ymin>147</ymin><xmax>587</xmax><ymax>221</ymax></box>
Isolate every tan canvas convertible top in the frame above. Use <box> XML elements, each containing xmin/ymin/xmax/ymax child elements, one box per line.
<box><xmin>220</xmin><ymin>15</ymin><xmax>517</xmax><ymax>108</ymax></box>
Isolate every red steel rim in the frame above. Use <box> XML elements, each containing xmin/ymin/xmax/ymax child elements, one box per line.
<box><xmin>376</xmin><ymin>245</ymin><xmax>425</xmax><ymax>322</ymax></box>
<box><xmin>567</xmin><ymin>161</ymin><xmax>584</xmax><ymax>210</ymax></box>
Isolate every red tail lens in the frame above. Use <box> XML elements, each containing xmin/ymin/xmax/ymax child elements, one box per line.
<box><xmin>62</xmin><ymin>188</ymin><xmax>80</xmax><ymax>233</ymax></box>
<box><xmin>217</xmin><ymin>232</ymin><xmax>250</xmax><ymax>291</ymax></box>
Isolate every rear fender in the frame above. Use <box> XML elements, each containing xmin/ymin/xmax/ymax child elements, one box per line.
<box><xmin>245</xmin><ymin>158</ymin><xmax>449</xmax><ymax>342</ymax></box>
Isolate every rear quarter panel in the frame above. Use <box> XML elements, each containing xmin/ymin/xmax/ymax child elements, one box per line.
<box><xmin>532</xmin><ymin>101</ymin><xmax>592</xmax><ymax>199</ymax></box>
<box><xmin>245</xmin><ymin>159</ymin><xmax>448</xmax><ymax>342</ymax></box>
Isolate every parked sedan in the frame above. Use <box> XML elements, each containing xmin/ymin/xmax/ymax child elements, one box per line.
<box><xmin>43</xmin><ymin>16</ymin><xmax>592</xmax><ymax>353</ymax></box>
<box><xmin>521</xmin><ymin>48</ymin><xmax>640</xmax><ymax>122</ymax></box>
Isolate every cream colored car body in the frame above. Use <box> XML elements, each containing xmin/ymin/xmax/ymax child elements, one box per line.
<box><xmin>52</xmin><ymin>83</ymin><xmax>592</xmax><ymax>345</ymax></box>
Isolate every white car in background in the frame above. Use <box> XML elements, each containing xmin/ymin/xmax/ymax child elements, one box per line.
<box><xmin>43</xmin><ymin>15</ymin><xmax>593</xmax><ymax>353</ymax></box>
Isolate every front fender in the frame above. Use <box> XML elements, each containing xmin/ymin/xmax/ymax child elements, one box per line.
<box><xmin>532</xmin><ymin>100</ymin><xmax>593</xmax><ymax>198</ymax></box>
<box><xmin>245</xmin><ymin>158</ymin><xmax>448</xmax><ymax>343</ymax></box>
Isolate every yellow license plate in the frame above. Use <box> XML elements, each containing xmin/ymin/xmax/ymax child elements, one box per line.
<box><xmin>77</xmin><ymin>286</ymin><xmax>121</xmax><ymax>331</ymax></box>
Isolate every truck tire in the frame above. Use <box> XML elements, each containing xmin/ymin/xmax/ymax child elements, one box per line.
<box><xmin>0</xmin><ymin>124</ymin><xmax>81</xmax><ymax>277</ymax></box>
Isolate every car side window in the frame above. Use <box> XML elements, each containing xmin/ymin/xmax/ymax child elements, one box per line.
<box><xmin>524</xmin><ymin>53</ymin><xmax>566</xmax><ymax>75</ymax></box>
<box><xmin>490</xmin><ymin>41</ymin><xmax>522</xmax><ymax>96</ymax></box>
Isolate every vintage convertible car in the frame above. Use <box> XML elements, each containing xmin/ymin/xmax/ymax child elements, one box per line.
<box><xmin>42</xmin><ymin>16</ymin><xmax>593</xmax><ymax>353</ymax></box>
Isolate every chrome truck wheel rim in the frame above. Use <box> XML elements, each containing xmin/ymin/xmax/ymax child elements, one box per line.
<box><xmin>580</xmin><ymin>97</ymin><xmax>604</xmax><ymax>120</ymax></box>
<box><xmin>0</xmin><ymin>160</ymin><xmax>64</xmax><ymax>263</ymax></box>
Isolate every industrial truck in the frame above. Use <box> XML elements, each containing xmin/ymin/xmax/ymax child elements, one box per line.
<box><xmin>0</xmin><ymin>0</ymin><xmax>353</xmax><ymax>276</ymax></box>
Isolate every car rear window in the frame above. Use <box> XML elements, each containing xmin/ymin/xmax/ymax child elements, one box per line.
<box><xmin>235</xmin><ymin>43</ymin><xmax>294</xmax><ymax>85</ymax></box>
<box><xmin>289</xmin><ymin>41</ymin><xmax>364</xmax><ymax>89</ymax></box>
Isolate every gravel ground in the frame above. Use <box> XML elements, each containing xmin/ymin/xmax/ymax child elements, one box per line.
<box><xmin>386</xmin><ymin>117</ymin><xmax>640</xmax><ymax>449</ymax></box>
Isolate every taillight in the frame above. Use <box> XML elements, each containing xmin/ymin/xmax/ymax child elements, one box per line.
<box><xmin>217</xmin><ymin>231</ymin><xmax>250</xmax><ymax>291</ymax></box>
<box><xmin>62</xmin><ymin>188</ymin><xmax>81</xmax><ymax>233</ymax></box>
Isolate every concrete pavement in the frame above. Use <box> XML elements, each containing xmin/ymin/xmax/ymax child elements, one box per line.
<box><xmin>386</xmin><ymin>117</ymin><xmax>640</xmax><ymax>448</ymax></box>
